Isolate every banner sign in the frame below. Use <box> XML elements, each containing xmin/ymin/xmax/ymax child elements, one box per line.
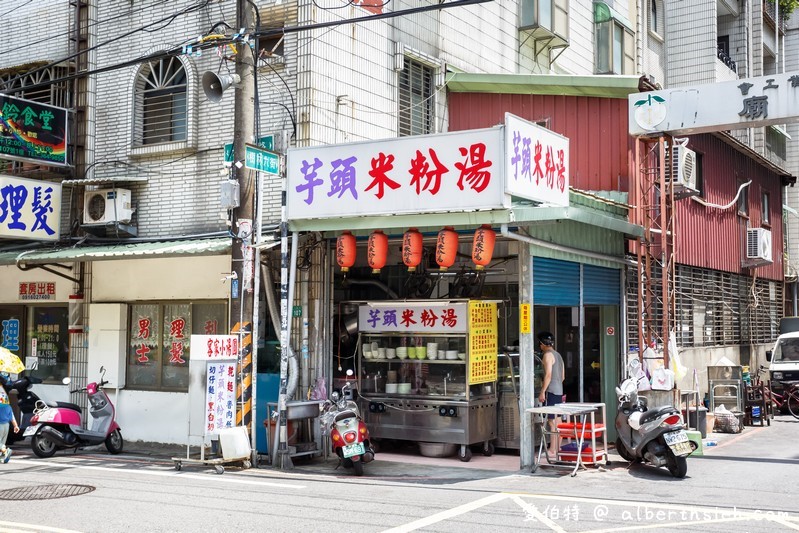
<box><xmin>19</xmin><ymin>282</ymin><xmax>56</xmax><ymax>301</ymax></box>
<box><xmin>358</xmin><ymin>302</ymin><xmax>469</xmax><ymax>334</ymax></box>
<box><xmin>467</xmin><ymin>301</ymin><xmax>497</xmax><ymax>384</ymax></box>
<box><xmin>0</xmin><ymin>94</ymin><xmax>68</xmax><ymax>166</ymax></box>
<box><xmin>190</xmin><ymin>335</ymin><xmax>238</xmax><ymax>436</ymax></box>
<box><xmin>287</xmin><ymin>127</ymin><xmax>507</xmax><ymax>220</ymax></box>
<box><xmin>0</xmin><ymin>175</ymin><xmax>61</xmax><ymax>241</ymax></box>
<box><xmin>629</xmin><ymin>72</ymin><xmax>799</xmax><ymax>136</ymax></box>
<box><xmin>504</xmin><ymin>113</ymin><xmax>569</xmax><ymax>206</ymax></box>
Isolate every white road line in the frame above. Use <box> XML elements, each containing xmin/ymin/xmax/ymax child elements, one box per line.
<box><xmin>381</xmin><ymin>492</ymin><xmax>509</xmax><ymax>533</ymax></box>
<box><xmin>15</xmin><ymin>458</ymin><xmax>305</xmax><ymax>490</ymax></box>
<box><xmin>510</xmin><ymin>494</ymin><xmax>567</xmax><ymax>533</ymax></box>
<box><xmin>0</xmin><ymin>521</ymin><xmax>82</xmax><ymax>533</ymax></box>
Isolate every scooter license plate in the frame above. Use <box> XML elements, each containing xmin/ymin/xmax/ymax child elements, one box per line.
<box><xmin>23</xmin><ymin>424</ymin><xmax>40</xmax><ymax>437</ymax></box>
<box><xmin>342</xmin><ymin>442</ymin><xmax>365</xmax><ymax>458</ymax></box>
<box><xmin>664</xmin><ymin>430</ymin><xmax>692</xmax><ymax>456</ymax></box>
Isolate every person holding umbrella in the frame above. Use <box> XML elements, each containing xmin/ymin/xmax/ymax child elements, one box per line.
<box><xmin>0</xmin><ymin>347</ymin><xmax>25</xmax><ymax>463</ymax></box>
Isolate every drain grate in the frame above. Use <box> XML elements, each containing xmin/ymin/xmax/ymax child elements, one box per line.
<box><xmin>0</xmin><ymin>484</ymin><xmax>96</xmax><ymax>501</ymax></box>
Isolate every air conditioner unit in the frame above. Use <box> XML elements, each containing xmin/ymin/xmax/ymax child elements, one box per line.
<box><xmin>746</xmin><ymin>228</ymin><xmax>772</xmax><ymax>263</ymax></box>
<box><xmin>665</xmin><ymin>143</ymin><xmax>698</xmax><ymax>198</ymax></box>
<box><xmin>83</xmin><ymin>189</ymin><xmax>134</xmax><ymax>225</ymax></box>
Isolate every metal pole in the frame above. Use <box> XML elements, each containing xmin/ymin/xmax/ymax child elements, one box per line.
<box><xmin>230</xmin><ymin>0</ymin><xmax>256</xmax><ymax>437</ymax></box>
<box><xmin>274</xmin><ymin>162</ymin><xmax>293</xmax><ymax>469</ymax></box>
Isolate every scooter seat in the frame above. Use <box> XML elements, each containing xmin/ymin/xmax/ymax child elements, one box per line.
<box><xmin>46</xmin><ymin>401</ymin><xmax>82</xmax><ymax>413</ymax></box>
<box><xmin>334</xmin><ymin>410</ymin><xmax>358</xmax><ymax>422</ymax></box>
<box><xmin>638</xmin><ymin>405</ymin><xmax>676</xmax><ymax>425</ymax></box>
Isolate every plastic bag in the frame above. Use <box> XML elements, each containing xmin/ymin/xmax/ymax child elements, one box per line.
<box><xmin>668</xmin><ymin>334</ymin><xmax>688</xmax><ymax>381</ymax></box>
<box><xmin>651</xmin><ymin>367</ymin><xmax>675</xmax><ymax>390</ymax></box>
<box><xmin>310</xmin><ymin>377</ymin><xmax>327</xmax><ymax>401</ymax></box>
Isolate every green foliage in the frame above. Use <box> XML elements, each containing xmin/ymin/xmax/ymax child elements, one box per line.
<box><xmin>780</xmin><ymin>0</ymin><xmax>799</xmax><ymax>17</ymax></box>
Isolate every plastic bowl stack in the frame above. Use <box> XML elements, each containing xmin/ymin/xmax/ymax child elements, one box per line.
<box><xmin>426</xmin><ymin>343</ymin><xmax>438</xmax><ymax>360</ymax></box>
<box><xmin>396</xmin><ymin>347</ymin><xmax>408</xmax><ymax>360</ymax></box>
<box><xmin>445</xmin><ymin>350</ymin><xmax>459</xmax><ymax>360</ymax></box>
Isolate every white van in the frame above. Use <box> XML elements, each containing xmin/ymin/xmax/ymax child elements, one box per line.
<box><xmin>765</xmin><ymin>322</ymin><xmax>799</xmax><ymax>401</ymax></box>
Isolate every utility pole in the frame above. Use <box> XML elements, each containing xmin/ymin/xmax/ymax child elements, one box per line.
<box><xmin>230</xmin><ymin>0</ymin><xmax>256</xmax><ymax>441</ymax></box>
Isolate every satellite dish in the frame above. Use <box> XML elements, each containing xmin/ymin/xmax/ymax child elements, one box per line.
<box><xmin>202</xmin><ymin>72</ymin><xmax>240</xmax><ymax>102</ymax></box>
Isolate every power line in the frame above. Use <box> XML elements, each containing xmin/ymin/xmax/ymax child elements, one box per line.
<box><xmin>0</xmin><ymin>0</ymin><xmax>178</xmax><ymax>57</ymax></box>
<box><xmin>1</xmin><ymin>0</ymin><xmax>491</xmax><ymax>96</ymax></box>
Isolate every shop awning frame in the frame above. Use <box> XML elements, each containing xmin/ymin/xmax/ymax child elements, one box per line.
<box><xmin>0</xmin><ymin>237</ymin><xmax>235</xmax><ymax>267</ymax></box>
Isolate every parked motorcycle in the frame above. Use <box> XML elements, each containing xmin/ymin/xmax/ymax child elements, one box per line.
<box><xmin>25</xmin><ymin>367</ymin><xmax>123</xmax><ymax>457</ymax></box>
<box><xmin>320</xmin><ymin>371</ymin><xmax>374</xmax><ymax>476</ymax></box>
<box><xmin>3</xmin><ymin>372</ymin><xmax>44</xmax><ymax>445</ymax></box>
<box><xmin>615</xmin><ymin>359</ymin><xmax>692</xmax><ymax>478</ymax></box>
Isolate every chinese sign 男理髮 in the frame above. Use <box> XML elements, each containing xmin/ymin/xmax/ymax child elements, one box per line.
<box><xmin>0</xmin><ymin>175</ymin><xmax>61</xmax><ymax>241</ymax></box>
<box><xmin>358</xmin><ymin>302</ymin><xmax>469</xmax><ymax>334</ymax></box>
<box><xmin>287</xmin><ymin>128</ymin><xmax>506</xmax><ymax>220</ymax></box>
<box><xmin>504</xmin><ymin>113</ymin><xmax>569</xmax><ymax>207</ymax></box>
<box><xmin>0</xmin><ymin>94</ymin><xmax>68</xmax><ymax>167</ymax></box>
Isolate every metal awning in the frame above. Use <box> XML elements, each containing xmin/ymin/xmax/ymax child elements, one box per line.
<box><xmin>61</xmin><ymin>176</ymin><xmax>149</xmax><ymax>186</ymax></box>
<box><xmin>0</xmin><ymin>237</ymin><xmax>233</xmax><ymax>266</ymax></box>
<box><xmin>445</xmin><ymin>72</ymin><xmax>642</xmax><ymax>99</ymax></box>
<box><xmin>289</xmin><ymin>190</ymin><xmax>644</xmax><ymax>239</ymax></box>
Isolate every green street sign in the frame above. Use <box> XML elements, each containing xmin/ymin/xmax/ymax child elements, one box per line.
<box><xmin>225</xmin><ymin>135</ymin><xmax>273</xmax><ymax>163</ymax></box>
<box><xmin>292</xmin><ymin>305</ymin><xmax>302</xmax><ymax>318</ymax></box>
<box><xmin>244</xmin><ymin>143</ymin><xmax>280</xmax><ymax>174</ymax></box>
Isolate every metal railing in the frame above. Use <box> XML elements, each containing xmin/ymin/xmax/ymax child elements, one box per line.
<box><xmin>717</xmin><ymin>47</ymin><xmax>737</xmax><ymax>73</ymax></box>
<box><xmin>763</xmin><ymin>0</ymin><xmax>787</xmax><ymax>32</ymax></box>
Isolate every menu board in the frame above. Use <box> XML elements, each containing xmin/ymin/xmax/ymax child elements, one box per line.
<box><xmin>190</xmin><ymin>334</ymin><xmax>238</xmax><ymax>436</ymax></box>
<box><xmin>468</xmin><ymin>301</ymin><xmax>498</xmax><ymax>385</ymax></box>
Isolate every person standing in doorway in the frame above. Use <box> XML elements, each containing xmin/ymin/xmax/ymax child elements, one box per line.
<box><xmin>537</xmin><ymin>332</ymin><xmax>565</xmax><ymax>457</ymax></box>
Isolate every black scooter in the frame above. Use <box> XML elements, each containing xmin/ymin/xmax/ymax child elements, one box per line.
<box><xmin>3</xmin><ymin>373</ymin><xmax>43</xmax><ymax>445</ymax></box>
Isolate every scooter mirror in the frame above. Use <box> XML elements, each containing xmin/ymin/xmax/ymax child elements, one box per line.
<box><xmin>62</xmin><ymin>377</ymin><xmax>71</xmax><ymax>385</ymax></box>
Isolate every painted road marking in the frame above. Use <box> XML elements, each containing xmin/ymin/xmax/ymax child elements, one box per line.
<box><xmin>15</xmin><ymin>458</ymin><xmax>305</xmax><ymax>490</ymax></box>
<box><xmin>382</xmin><ymin>491</ymin><xmax>799</xmax><ymax>532</ymax></box>
<box><xmin>0</xmin><ymin>521</ymin><xmax>82</xmax><ymax>533</ymax></box>
<box><xmin>381</xmin><ymin>493</ymin><xmax>508</xmax><ymax>533</ymax></box>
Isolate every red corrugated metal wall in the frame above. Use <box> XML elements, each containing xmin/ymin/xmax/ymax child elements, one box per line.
<box><xmin>448</xmin><ymin>93</ymin><xmax>633</xmax><ymax>192</ymax></box>
<box><xmin>448</xmin><ymin>92</ymin><xmax>784</xmax><ymax>281</ymax></box>
<box><xmin>675</xmin><ymin>134</ymin><xmax>784</xmax><ymax>281</ymax></box>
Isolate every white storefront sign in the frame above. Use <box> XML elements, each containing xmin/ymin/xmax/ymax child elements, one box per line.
<box><xmin>0</xmin><ymin>175</ymin><xmax>61</xmax><ymax>241</ymax></box>
<box><xmin>504</xmin><ymin>113</ymin><xmax>569</xmax><ymax>206</ymax></box>
<box><xmin>358</xmin><ymin>301</ymin><xmax>468</xmax><ymax>334</ymax></box>
<box><xmin>190</xmin><ymin>335</ymin><xmax>239</xmax><ymax>437</ymax></box>
<box><xmin>629</xmin><ymin>72</ymin><xmax>799</xmax><ymax>136</ymax></box>
<box><xmin>287</xmin><ymin>128</ymin><xmax>507</xmax><ymax>219</ymax></box>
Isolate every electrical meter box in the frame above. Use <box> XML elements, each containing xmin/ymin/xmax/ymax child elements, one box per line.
<box><xmin>220</xmin><ymin>180</ymin><xmax>240</xmax><ymax>209</ymax></box>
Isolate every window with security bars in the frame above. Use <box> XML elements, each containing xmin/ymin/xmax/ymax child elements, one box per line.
<box><xmin>629</xmin><ymin>264</ymin><xmax>782</xmax><ymax>349</ymax></box>
<box><xmin>398</xmin><ymin>58</ymin><xmax>434</xmax><ymax>137</ymax></box>
<box><xmin>134</xmin><ymin>57</ymin><xmax>187</xmax><ymax>145</ymax></box>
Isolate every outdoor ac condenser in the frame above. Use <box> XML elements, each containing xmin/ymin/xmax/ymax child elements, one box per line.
<box><xmin>83</xmin><ymin>188</ymin><xmax>134</xmax><ymax>225</ymax></box>
<box><xmin>746</xmin><ymin>228</ymin><xmax>772</xmax><ymax>263</ymax></box>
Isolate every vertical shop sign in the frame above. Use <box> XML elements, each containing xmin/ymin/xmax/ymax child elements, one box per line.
<box><xmin>468</xmin><ymin>301</ymin><xmax>498</xmax><ymax>384</ymax></box>
<box><xmin>190</xmin><ymin>335</ymin><xmax>239</xmax><ymax>437</ymax></box>
<box><xmin>1</xmin><ymin>318</ymin><xmax>20</xmax><ymax>351</ymax></box>
<box><xmin>519</xmin><ymin>303</ymin><xmax>531</xmax><ymax>334</ymax></box>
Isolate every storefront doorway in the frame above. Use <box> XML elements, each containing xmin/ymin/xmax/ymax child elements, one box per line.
<box><xmin>532</xmin><ymin>305</ymin><xmax>612</xmax><ymax>405</ymax></box>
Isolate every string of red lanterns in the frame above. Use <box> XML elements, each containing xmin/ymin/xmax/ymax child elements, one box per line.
<box><xmin>335</xmin><ymin>225</ymin><xmax>496</xmax><ymax>273</ymax></box>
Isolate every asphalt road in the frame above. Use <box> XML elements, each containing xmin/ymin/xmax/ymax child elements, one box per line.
<box><xmin>0</xmin><ymin>415</ymin><xmax>797</xmax><ymax>533</ymax></box>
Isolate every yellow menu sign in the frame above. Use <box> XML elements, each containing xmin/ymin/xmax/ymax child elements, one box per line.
<box><xmin>468</xmin><ymin>301</ymin><xmax>498</xmax><ymax>384</ymax></box>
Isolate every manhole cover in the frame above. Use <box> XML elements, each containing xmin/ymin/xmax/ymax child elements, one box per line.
<box><xmin>0</xmin><ymin>484</ymin><xmax>95</xmax><ymax>501</ymax></box>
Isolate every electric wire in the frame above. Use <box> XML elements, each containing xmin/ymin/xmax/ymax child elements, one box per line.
<box><xmin>0</xmin><ymin>0</ymin><xmax>34</xmax><ymax>20</ymax></box>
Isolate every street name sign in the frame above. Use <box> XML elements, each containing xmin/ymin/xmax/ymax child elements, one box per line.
<box><xmin>244</xmin><ymin>144</ymin><xmax>280</xmax><ymax>175</ymax></box>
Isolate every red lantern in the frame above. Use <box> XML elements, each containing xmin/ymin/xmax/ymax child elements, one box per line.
<box><xmin>367</xmin><ymin>230</ymin><xmax>388</xmax><ymax>274</ymax></box>
<box><xmin>402</xmin><ymin>228</ymin><xmax>423</xmax><ymax>271</ymax></box>
<box><xmin>435</xmin><ymin>226</ymin><xmax>458</xmax><ymax>271</ymax></box>
<box><xmin>336</xmin><ymin>231</ymin><xmax>356</xmax><ymax>272</ymax></box>
<box><xmin>472</xmin><ymin>225</ymin><xmax>496</xmax><ymax>270</ymax></box>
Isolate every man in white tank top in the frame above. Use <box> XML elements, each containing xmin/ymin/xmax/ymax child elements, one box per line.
<box><xmin>537</xmin><ymin>332</ymin><xmax>565</xmax><ymax>457</ymax></box>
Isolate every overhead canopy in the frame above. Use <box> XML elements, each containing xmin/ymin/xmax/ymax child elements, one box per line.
<box><xmin>0</xmin><ymin>237</ymin><xmax>234</xmax><ymax>266</ymax></box>
<box><xmin>445</xmin><ymin>72</ymin><xmax>642</xmax><ymax>99</ymax></box>
<box><xmin>290</xmin><ymin>190</ymin><xmax>644</xmax><ymax>239</ymax></box>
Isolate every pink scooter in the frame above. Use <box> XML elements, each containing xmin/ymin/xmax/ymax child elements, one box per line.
<box><xmin>25</xmin><ymin>367</ymin><xmax>123</xmax><ymax>457</ymax></box>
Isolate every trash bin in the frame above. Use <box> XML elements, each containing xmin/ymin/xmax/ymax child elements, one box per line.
<box><xmin>683</xmin><ymin>406</ymin><xmax>708</xmax><ymax>438</ymax></box>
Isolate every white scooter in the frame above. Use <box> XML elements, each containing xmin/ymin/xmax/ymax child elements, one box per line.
<box><xmin>615</xmin><ymin>359</ymin><xmax>692</xmax><ymax>478</ymax></box>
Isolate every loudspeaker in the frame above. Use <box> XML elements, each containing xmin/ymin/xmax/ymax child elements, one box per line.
<box><xmin>202</xmin><ymin>71</ymin><xmax>240</xmax><ymax>102</ymax></box>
